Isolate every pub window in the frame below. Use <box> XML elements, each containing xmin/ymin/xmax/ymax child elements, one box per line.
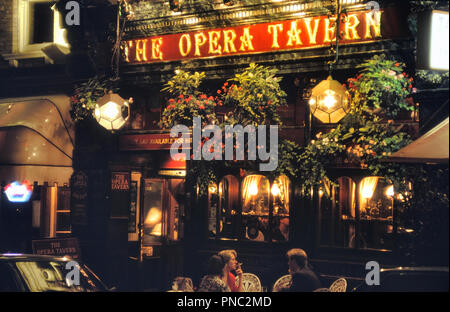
<box><xmin>319</xmin><ymin>176</ymin><xmax>394</xmax><ymax>250</ymax></box>
<box><xmin>271</xmin><ymin>175</ymin><xmax>290</xmax><ymax>242</ymax></box>
<box><xmin>142</xmin><ymin>178</ymin><xmax>184</xmax><ymax>247</ymax></box>
<box><xmin>213</xmin><ymin>175</ymin><xmax>239</xmax><ymax>239</ymax></box>
<box><xmin>209</xmin><ymin>174</ymin><xmax>291</xmax><ymax>242</ymax></box>
<box><xmin>242</xmin><ymin>175</ymin><xmax>270</xmax><ymax>241</ymax></box>
<box><xmin>55</xmin><ymin>184</ymin><xmax>71</xmax><ymax>236</ymax></box>
<box><xmin>358</xmin><ymin>176</ymin><xmax>394</xmax><ymax>250</ymax></box>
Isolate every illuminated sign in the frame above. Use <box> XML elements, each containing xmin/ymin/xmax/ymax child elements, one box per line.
<box><xmin>417</xmin><ymin>10</ymin><xmax>449</xmax><ymax>71</ymax></box>
<box><xmin>119</xmin><ymin>133</ymin><xmax>192</xmax><ymax>150</ymax></box>
<box><xmin>4</xmin><ymin>181</ymin><xmax>33</xmax><ymax>203</ymax></box>
<box><xmin>430</xmin><ymin>11</ymin><xmax>449</xmax><ymax>70</ymax></box>
<box><xmin>123</xmin><ymin>10</ymin><xmax>382</xmax><ymax>64</ymax></box>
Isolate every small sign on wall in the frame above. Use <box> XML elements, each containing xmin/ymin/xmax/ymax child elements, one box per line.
<box><xmin>32</xmin><ymin>237</ymin><xmax>81</xmax><ymax>260</ymax></box>
<box><xmin>110</xmin><ymin>172</ymin><xmax>130</xmax><ymax>218</ymax></box>
<box><xmin>70</xmin><ymin>171</ymin><xmax>88</xmax><ymax>226</ymax></box>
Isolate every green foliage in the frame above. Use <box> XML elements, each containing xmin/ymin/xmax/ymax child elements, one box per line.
<box><xmin>70</xmin><ymin>77</ymin><xmax>118</xmax><ymax>122</ymax></box>
<box><xmin>348</xmin><ymin>55</ymin><xmax>415</xmax><ymax>117</ymax></box>
<box><xmin>296</xmin><ymin>55</ymin><xmax>415</xmax><ymax>188</ymax></box>
<box><xmin>221</xmin><ymin>63</ymin><xmax>287</xmax><ymax>126</ymax></box>
<box><xmin>159</xmin><ymin>70</ymin><xmax>218</xmax><ymax>128</ymax></box>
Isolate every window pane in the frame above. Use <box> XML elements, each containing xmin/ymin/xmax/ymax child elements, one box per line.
<box><xmin>319</xmin><ymin>182</ymin><xmax>334</xmax><ymax>246</ymax></box>
<box><xmin>57</xmin><ymin>186</ymin><xmax>70</xmax><ymax>211</ymax></box>
<box><xmin>242</xmin><ymin>175</ymin><xmax>269</xmax><ymax>242</ymax></box>
<box><xmin>31</xmin><ymin>2</ymin><xmax>55</xmax><ymax>44</ymax></box>
<box><xmin>56</xmin><ymin>212</ymin><xmax>71</xmax><ymax>232</ymax></box>
<box><xmin>358</xmin><ymin>177</ymin><xmax>394</xmax><ymax>250</ymax></box>
<box><xmin>217</xmin><ymin>175</ymin><xmax>239</xmax><ymax>239</ymax></box>
<box><xmin>143</xmin><ymin>180</ymin><xmax>163</xmax><ymax>245</ymax></box>
<box><xmin>271</xmin><ymin>175</ymin><xmax>290</xmax><ymax>242</ymax></box>
<box><xmin>336</xmin><ymin>177</ymin><xmax>356</xmax><ymax>248</ymax></box>
<box><xmin>208</xmin><ymin>183</ymin><xmax>218</xmax><ymax>238</ymax></box>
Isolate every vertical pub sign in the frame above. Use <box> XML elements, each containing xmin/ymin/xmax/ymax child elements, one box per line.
<box><xmin>110</xmin><ymin>172</ymin><xmax>130</xmax><ymax>218</ymax></box>
<box><xmin>70</xmin><ymin>171</ymin><xmax>88</xmax><ymax>226</ymax></box>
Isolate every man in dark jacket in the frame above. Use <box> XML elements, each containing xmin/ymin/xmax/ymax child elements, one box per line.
<box><xmin>286</xmin><ymin>248</ymin><xmax>321</xmax><ymax>292</ymax></box>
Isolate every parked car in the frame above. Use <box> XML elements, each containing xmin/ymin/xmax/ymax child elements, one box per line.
<box><xmin>352</xmin><ymin>266</ymin><xmax>449</xmax><ymax>292</ymax></box>
<box><xmin>0</xmin><ymin>253</ymin><xmax>110</xmax><ymax>292</ymax></box>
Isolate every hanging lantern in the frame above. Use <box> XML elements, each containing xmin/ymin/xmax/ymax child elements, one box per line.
<box><xmin>309</xmin><ymin>76</ymin><xmax>350</xmax><ymax>124</ymax></box>
<box><xmin>94</xmin><ymin>93</ymin><xmax>130</xmax><ymax>130</ymax></box>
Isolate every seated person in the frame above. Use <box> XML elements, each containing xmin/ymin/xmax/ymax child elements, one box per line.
<box><xmin>285</xmin><ymin>248</ymin><xmax>321</xmax><ymax>292</ymax></box>
<box><xmin>218</xmin><ymin>249</ymin><xmax>243</xmax><ymax>292</ymax></box>
<box><xmin>198</xmin><ymin>255</ymin><xmax>230</xmax><ymax>292</ymax></box>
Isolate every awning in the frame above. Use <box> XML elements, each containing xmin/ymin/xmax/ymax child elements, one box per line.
<box><xmin>386</xmin><ymin>117</ymin><xmax>449</xmax><ymax>164</ymax></box>
<box><xmin>0</xmin><ymin>95</ymin><xmax>74</xmax><ymax>184</ymax></box>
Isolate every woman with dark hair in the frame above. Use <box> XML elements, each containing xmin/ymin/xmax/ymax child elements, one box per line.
<box><xmin>198</xmin><ymin>255</ymin><xmax>231</xmax><ymax>292</ymax></box>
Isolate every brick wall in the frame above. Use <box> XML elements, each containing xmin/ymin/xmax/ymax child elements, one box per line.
<box><xmin>0</xmin><ymin>0</ymin><xmax>14</xmax><ymax>68</ymax></box>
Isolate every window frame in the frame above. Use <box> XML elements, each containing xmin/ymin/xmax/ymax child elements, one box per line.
<box><xmin>3</xmin><ymin>0</ymin><xmax>69</xmax><ymax>65</ymax></box>
<box><xmin>317</xmin><ymin>175</ymin><xmax>396</xmax><ymax>251</ymax></box>
<box><xmin>208</xmin><ymin>173</ymin><xmax>291</xmax><ymax>243</ymax></box>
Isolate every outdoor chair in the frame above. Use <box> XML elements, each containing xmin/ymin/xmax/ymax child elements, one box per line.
<box><xmin>329</xmin><ymin>278</ymin><xmax>347</xmax><ymax>292</ymax></box>
<box><xmin>313</xmin><ymin>287</ymin><xmax>331</xmax><ymax>292</ymax></box>
<box><xmin>169</xmin><ymin>276</ymin><xmax>195</xmax><ymax>292</ymax></box>
<box><xmin>236</xmin><ymin>273</ymin><xmax>262</xmax><ymax>292</ymax></box>
<box><xmin>272</xmin><ymin>274</ymin><xmax>292</xmax><ymax>292</ymax></box>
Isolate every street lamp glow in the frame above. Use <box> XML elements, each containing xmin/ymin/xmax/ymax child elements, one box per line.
<box><xmin>322</xmin><ymin>90</ymin><xmax>337</xmax><ymax>109</ymax></box>
<box><xmin>94</xmin><ymin>93</ymin><xmax>130</xmax><ymax>131</ymax></box>
<box><xmin>103</xmin><ymin>102</ymin><xmax>121</xmax><ymax>120</ymax></box>
<box><xmin>309</xmin><ymin>76</ymin><xmax>350</xmax><ymax>123</ymax></box>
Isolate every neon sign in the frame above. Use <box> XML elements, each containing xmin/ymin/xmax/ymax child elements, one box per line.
<box><xmin>123</xmin><ymin>10</ymin><xmax>383</xmax><ymax>64</ymax></box>
<box><xmin>4</xmin><ymin>181</ymin><xmax>33</xmax><ymax>203</ymax></box>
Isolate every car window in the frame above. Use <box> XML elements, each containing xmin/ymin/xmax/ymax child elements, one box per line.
<box><xmin>13</xmin><ymin>260</ymin><xmax>106</xmax><ymax>292</ymax></box>
<box><xmin>0</xmin><ymin>263</ymin><xmax>21</xmax><ymax>291</ymax></box>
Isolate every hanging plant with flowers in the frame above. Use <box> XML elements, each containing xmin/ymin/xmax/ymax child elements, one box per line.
<box><xmin>295</xmin><ymin>55</ymin><xmax>415</xmax><ymax>189</ymax></box>
<box><xmin>160</xmin><ymin>64</ymin><xmax>289</xmax><ymax>196</ymax></box>
<box><xmin>70</xmin><ymin>77</ymin><xmax>119</xmax><ymax>122</ymax></box>
<box><xmin>159</xmin><ymin>70</ymin><xmax>219</xmax><ymax>128</ymax></box>
<box><xmin>220</xmin><ymin>63</ymin><xmax>287</xmax><ymax>126</ymax></box>
<box><xmin>347</xmin><ymin>54</ymin><xmax>415</xmax><ymax>117</ymax></box>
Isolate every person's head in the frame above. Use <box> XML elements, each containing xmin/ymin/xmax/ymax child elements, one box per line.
<box><xmin>206</xmin><ymin>255</ymin><xmax>226</xmax><ymax>276</ymax></box>
<box><xmin>287</xmin><ymin>248</ymin><xmax>308</xmax><ymax>273</ymax></box>
<box><xmin>218</xmin><ymin>249</ymin><xmax>238</xmax><ymax>272</ymax></box>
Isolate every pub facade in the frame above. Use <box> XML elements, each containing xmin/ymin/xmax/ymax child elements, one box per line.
<box><xmin>94</xmin><ymin>0</ymin><xmax>422</xmax><ymax>291</ymax></box>
<box><xmin>2</xmin><ymin>0</ymin><xmax>446</xmax><ymax>292</ymax></box>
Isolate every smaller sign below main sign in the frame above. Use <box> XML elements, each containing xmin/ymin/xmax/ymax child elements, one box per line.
<box><xmin>119</xmin><ymin>133</ymin><xmax>192</xmax><ymax>151</ymax></box>
<box><xmin>32</xmin><ymin>237</ymin><xmax>81</xmax><ymax>260</ymax></box>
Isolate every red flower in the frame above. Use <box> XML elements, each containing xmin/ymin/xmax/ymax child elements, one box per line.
<box><xmin>224</xmin><ymin>82</ymin><xmax>228</xmax><ymax>87</ymax></box>
<box><xmin>408</xmin><ymin>85</ymin><xmax>413</xmax><ymax>89</ymax></box>
<box><xmin>217</xmin><ymin>90</ymin><xmax>221</xmax><ymax>94</ymax></box>
<box><xmin>169</xmin><ymin>98</ymin><xmax>175</xmax><ymax>103</ymax></box>
<box><xmin>395</xmin><ymin>63</ymin><xmax>400</xmax><ymax>67</ymax></box>
<box><xmin>199</xmin><ymin>105</ymin><xmax>205</xmax><ymax>110</ymax></box>
<box><xmin>267</xmin><ymin>100</ymin><xmax>272</xmax><ymax>105</ymax></box>
<box><xmin>179</xmin><ymin>94</ymin><xmax>184</xmax><ymax>98</ymax></box>
<box><xmin>200</xmin><ymin>94</ymin><xmax>207</xmax><ymax>99</ymax></box>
